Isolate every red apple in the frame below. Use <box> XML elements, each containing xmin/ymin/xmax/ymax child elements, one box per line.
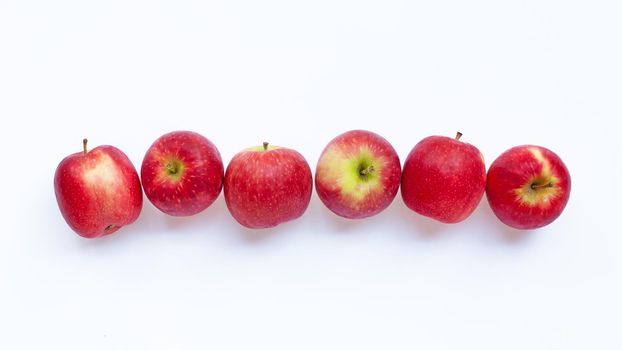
<box><xmin>224</xmin><ymin>142</ymin><xmax>312</xmax><ymax>229</ymax></box>
<box><xmin>315</xmin><ymin>130</ymin><xmax>401</xmax><ymax>219</ymax></box>
<box><xmin>141</xmin><ymin>131</ymin><xmax>224</xmax><ymax>216</ymax></box>
<box><xmin>401</xmin><ymin>132</ymin><xmax>486</xmax><ymax>223</ymax></box>
<box><xmin>54</xmin><ymin>139</ymin><xmax>143</xmax><ymax>238</ymax></box>
<box><xmin>486</xmin><ymin>145</ymin><xmax>571</xmax><ymax>230</ymax></box>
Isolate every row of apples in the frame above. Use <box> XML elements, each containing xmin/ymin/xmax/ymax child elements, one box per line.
<box><xmin>54</xmin><ymin>130</ymin><xmax>571</xmax><ymax>238</ymax></box>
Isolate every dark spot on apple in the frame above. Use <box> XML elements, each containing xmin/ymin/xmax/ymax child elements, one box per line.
<box><xmin>104</xmin><ymin>224</ymin><xmax>115</xmax><ymax>232</ymax></box>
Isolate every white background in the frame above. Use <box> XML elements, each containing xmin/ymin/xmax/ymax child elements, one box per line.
<box><xmin>1</xmin><ymin>1</ymin><xmax>621</xmax><ymax>349</ymax></box>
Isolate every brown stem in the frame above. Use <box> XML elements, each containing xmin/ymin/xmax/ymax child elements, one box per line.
<box><xmin>263</xmin><ymin>141</ymin><xmax>269</xmax><ymax>151</ymax></box>
<box><xmin>83</xmin><ymin>138</ymin><xmax>88</xmax><ymax>155</ymax></box>
<box><xmin>360</xmin><ymin>165</ymin><xmax>375</xmax><ymax>175</ymax></box>
<box><xmin>166</xmin><ymin>162</ymin><xmax>177</xmax><ymax>174</ymax></box>
<box><xmin>455</xmin><ymin>132</ymin><xmax>463</xmax><ymax>141</ymax></box>
<box><xmin>531</xmin><ymin>182</ymin><xmax>553</xmax><ymax>190</ymax></box>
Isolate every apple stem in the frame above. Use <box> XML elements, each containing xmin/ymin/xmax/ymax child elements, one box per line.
<box><xmin>166</xmin><ymin>162</ymin><xmax>177</xmax><ymax>174</ymax></box>
<box><xmin>83</xmin><ymin>138</ymin><xmax>88</xmax><ymax>155</ymax></box>
<box><xmin>455</xmin><ymin>132</ymin><xmax>463</xmax><ymax>141</ymax></box>
<box><xmin>531</xmin><ymin>182</ymin><xmax>553</xmax><ymax>190</ymax></box>
<box><xmin>263</xmin><ymin>142</ymin><xmax>269</xmax><ymax>151</ymax></box>
<box><xmin>360</xmin><ymin>165</ymin><xmax>375</xmax><ymax>176</ymax></box>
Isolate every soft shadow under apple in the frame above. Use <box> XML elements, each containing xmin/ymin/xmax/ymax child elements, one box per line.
<box><xmin>467</xmin><ymin>199</ymin><xmax>533</xmax><ymax>244</ymax></box>
<box><xmin>384</xmin><ymin>192</ymin><xmax>451</xmax><ymax>238</ymax></box>
<box><xmin>160</xmin><ymin>195</ymin><xmax>229</xmax><ymax>232</ymax></box>
<box><xmin>229</xmin><ymin>199</ymin><xmax>310</xmax><ymax>244</ymax></box>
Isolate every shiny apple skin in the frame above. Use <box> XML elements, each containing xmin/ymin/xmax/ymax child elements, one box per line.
<box><xmin>54</xmin><ymin>144</ymin><xmax>143</xmax><ymax>238</ymax></box>
<box><xmin>401</xmin><ymin>135</ymin><xmax>486</xmax><ymax>223</ymax></box>
<box><xmin>141</xmin><ymin>131</ymin><xmax>224</xmax><ymax>216</ymax></box>
<box><xmin>486</xmin><ymin>145</ymin><xmax>571</xmax><ymax>230</ymax></box>
<box><xmin>224</xmin><ymin>145</ymin><xmax>312</xmax><ymax>229</ymax></box>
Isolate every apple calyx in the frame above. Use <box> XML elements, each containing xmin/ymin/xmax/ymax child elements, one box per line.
<box><xmin>516</xmin><ymin>174</ymin><xmax>560</xmax><ymax>207</ymax></box>
<box><xmin>83</xmin><ymin>138</ymin><xmax>88</xmax><ymax>155</ymax></box>
<box><xmin>455</xmin><ymin>132</ymin><xmax>463</xmax><ymax>141</ymax></box>
<box><xmin>164</xmin><ymin>159</ymin><xmax>184</xmax><ymax>181</ymax></box>
<box><xmin>359</xmin><ymin>165</ymin><xmax>375</xmax><ymax>176</ymax></box>
<box><xmin>513</xmin><ymin>147</ymin><xmax>563</xmax><ymax>207</ymax></box>
<box><xmin>356</xmin><ymin>159</ymin><xmax>377</xmax><ymax>182</ymax></box>
<box><xmin>166</xmin><ymin>162</ymin><xmax>177</xmax><ymax>174</ymax></box>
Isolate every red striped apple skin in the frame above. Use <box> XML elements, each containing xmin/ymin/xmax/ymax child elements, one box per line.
<box><xmin>224</xmin><ymin>144</ymin><xmax>312</xmax><ymax>229</ymax></box>
<box><xmin>315</xmin><ymin>130</ymin><xmax>401</xmax><ymax>219</ymax></box>
<box><xmin>401</xmin><ymin>133</ymin><xmax>486</xmax><ymax>224</ymax></box>
<box><xmin>486</xmin><ymin>145</ymin><xmax>571</xmax><ymax>230</ymax></box>
<box><xmin>141</xmin><ymin>131</ymin><xmax>224</xmax><ymax>217</ymax></box>
<box><xmin>54</xmin><ymin>141</ymin><xmax>143</xmax><ymax>238</ymax></box>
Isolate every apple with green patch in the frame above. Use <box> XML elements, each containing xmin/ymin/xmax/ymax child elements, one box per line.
<box><xmin>54</xmin><ymin>139</ymin><xmax>143</xmax><ymax>238</ymax></box>
<box><xmin>486</xmin><ymin>145</ymin><xmax>571</xmax><ymax>230</ymax></box>
<box><xmin>315</xmin><ymin>130</ymin><xmax>401</xmax><ymax>219</ymax></box>
<box><xmin>141</xmin><ymin>131</ymin><xmax>224</xmax><ymax>216</ymax></box>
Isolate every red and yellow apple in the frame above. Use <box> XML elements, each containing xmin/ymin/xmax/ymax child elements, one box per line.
<box><xmin>401</xmin><ymin>132</ymin><xmax>486</xmax><ymax>223</ymax></box>
<box><xmin>54</xmin><ymin>139</ymin><xmax>143</xmax><ymax>238</ymax></box>
<box><xmin>315</xmin><ymin>130</ymin><xmax>401</xmax><ymax>219</ymax></box>
<box><xmin>486</xmin><ymin>145</ymin><xmax>571</xmax><ymax>229</ymax></box>
<box><xmin>141</xmin><ymin>131</ymin><xmax>224</xmax><ymax>216</ymax></box>
<box><xmin>224</xmin><ymin>142</ymin><xmax>312</xmax><ymax>229</ymax></box>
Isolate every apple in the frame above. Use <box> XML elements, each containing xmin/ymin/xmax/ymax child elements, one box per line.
<box><xmin>54</xmin><ymin>139</ymin><xmax>143</xmax><ymax>238</ymax></box>
<box><xmin>486</xmin><ymin>145</ymin><xmax>571</xmax><ymax>230</ymax></box>
<box><xmin>315</xmin><ymin>130</ymin><xmax>401</xmax><ymax>219</ymax></box>
<box><xmin>141</xmin><ymin>131</ymin><xmax>224</xmax><ymax>216</ymax></box>
<box><xmin>224</xmin><ymin>142</ymin><xmax>312</xmax><ymax>229</ymax></box>
<box><xmin>401</xmin><ymin>132</ymin><xmax>486</xmax><ymax>223</ymax></box>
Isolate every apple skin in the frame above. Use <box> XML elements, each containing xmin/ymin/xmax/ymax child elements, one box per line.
<box><xmin>141</xmin><ymin>131</ymin><xmax>224</xmax><ymax>216</ymax></box>
<box><xmin>54</xmin><ymin>140</ymin><xmax>143</xmax><ymax>238</ymax></box>
<box><xmin>224</xmin><ymin>143</ymin><xmax>313</xmax><ymax>229</ymax></box>
<box><xmin>401</xmin><ymin>133</ymin><xmax>486</xmax><ymax>223</ymax></box>
<box><xmin>486</xmin><ymin>145</ymin><xmax>571</xmax><ymax>230</ymax></box>
<box><xmin>315</xmin><ymin>130</ymin><xmax>401</xmax><ymax>219</ymax></box>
